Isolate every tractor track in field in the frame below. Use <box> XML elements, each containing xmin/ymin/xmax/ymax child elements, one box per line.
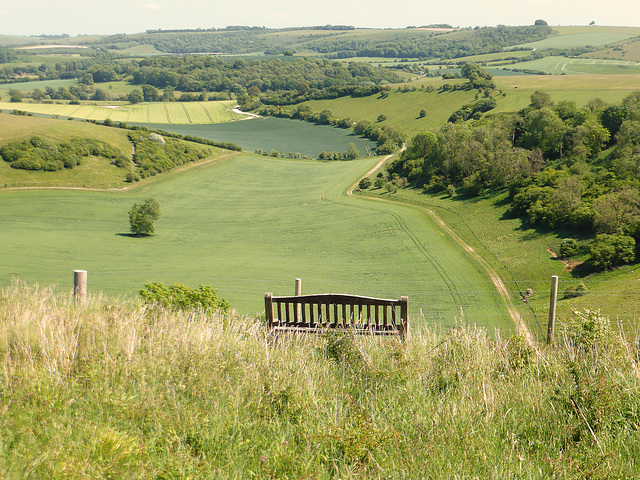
<box><xmin>339</xmin><ymin>150</ymin><xmax>529</xmax><ymax>337</ymax></box>
<box><xmin>320</xmin><ymin>151</ymin><xmax>464</xmax><ymax>318</ymax></box>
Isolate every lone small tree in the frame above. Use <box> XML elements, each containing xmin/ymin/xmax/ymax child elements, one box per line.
<box><xmin>129</xmin><ymin>198</ymin><xmax>161</xmax><ymax>236</ymax></box>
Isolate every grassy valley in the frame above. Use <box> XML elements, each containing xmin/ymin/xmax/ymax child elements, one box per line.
<box><xmin>3</xmin><ymin>21</ymin><xmax>640</xmax><ymax>478</ymax></box>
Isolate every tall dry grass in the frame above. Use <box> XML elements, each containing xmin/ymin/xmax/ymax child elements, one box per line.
<box><xmin>0</xmin><ymin>282</ymin><xmax>639</xmax><ymax>479</ymax></box>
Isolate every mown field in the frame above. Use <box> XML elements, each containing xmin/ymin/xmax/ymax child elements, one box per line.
<box><xmin>0</xmin><ymin>150</ymin><xmax>514</xmax><ymax>332</ymax></box>
<box><xmin>0</xmin><ymin>99</ymin><xmax>245</xmax><ymax>124</ymax></box>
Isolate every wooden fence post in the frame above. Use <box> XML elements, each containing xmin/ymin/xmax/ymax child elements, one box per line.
<box><xmin>547</xmin><ymin>275</ymin><xmax>559</xmax><ymax>344</ymax></box>
<box><xmin>74</xmin><ymin>270</ymin><xmax>87</xmax><ymax>307</ymax></box>
<box><xmin>295</xmin><ymin>278</ymin><xmax>302</xmax><ymax>320</ymax></box>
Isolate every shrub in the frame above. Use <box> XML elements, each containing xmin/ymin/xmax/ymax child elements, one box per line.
<box><xmin>139</xmin><ymin>282</ymin><xmax>230</xmax><ymax>314</ymax></box>
<box><xmin>563</xmin><ymin>282</ymin><xmax>588</xmax><ymax>299</ymax></box>
<box><xmin>589</xmin><ymin>234</ymin><xmax>635</xmax><ymax>270</ymax></box>
<box><xmin>359</xmin><ymin>177</ymin><xmax>372</xmax><ymax>189</ymax></box>
<box><xmin>559</xmin><ymin>238</ymin><xmax>579</xmax><ymax>257</ymax></box>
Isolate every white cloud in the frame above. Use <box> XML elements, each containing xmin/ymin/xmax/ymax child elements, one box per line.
<box><xmin>145</xmin><ymin>3</ymin><xmax>164</xmax><ymax>10</ymax></box>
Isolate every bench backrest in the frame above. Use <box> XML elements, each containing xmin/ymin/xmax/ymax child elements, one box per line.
<box><xmin>264</xmin><ymin>293</ymin><xmax>408</xmax><ymax>340</ymax></box>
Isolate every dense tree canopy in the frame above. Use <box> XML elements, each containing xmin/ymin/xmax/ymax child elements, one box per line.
<box><xmin>388</xmin><ymin>90</ymin><xmax>640</xmax><ymax>270</ymax></box>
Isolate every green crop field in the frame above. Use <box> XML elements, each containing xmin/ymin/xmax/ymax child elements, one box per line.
<box><xmin>0</xmin><ymin>152</ymin><xmax>515</xmax><ymax>332</ymax></box>
<box><xmin>505</xmin><ymin>56</ymin><xmax>640</xmax><ymax>75</ymax></box>
<box><xmin>140</xmin><ymin>117</ymin><xmax>378</xmax><ymax>158</ymax></box>
<box><xmin>0</xmin><ymin>100</ymin><xmax>246</xmax><ymax>124</ymax></box>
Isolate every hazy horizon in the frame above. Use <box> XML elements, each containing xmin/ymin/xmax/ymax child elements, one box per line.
<box><xmin>2</xmin><ymin>0</ymin><xmax>639</xmax><ymax>37</ymax></box>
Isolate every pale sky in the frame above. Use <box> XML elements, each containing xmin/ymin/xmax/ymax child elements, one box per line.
<box><xmin>2</xmin><ymin>0</ymin><xmax>639</xmax><ymax>36</ymax></box>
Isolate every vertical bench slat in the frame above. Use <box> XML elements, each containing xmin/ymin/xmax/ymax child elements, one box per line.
<box><xmin>309</xmin><ymin>301</ymin><xmax>314</xmax><ymax>324</ymax></box>
<box><xmin>383</xmin><ymin>305</ymin><xmax>388</xmax><ymax>326</ymax></box>
<box><xmin>277</xmin><ymin>302</ymin><xmax>282</xmax><ymax>324</ymax></box>
<box><xmin>391</xmin><ymin>305</ymin><xmax>397</xmax><ymax>326</ymax></box>
<box><xmin>366</xmin><ymin>305</ymin><xmax>371</xmax><ymax>325</ymax></box>
<box><xmin>285</xmin><ymin>302</ymin><xmax>291</xmax><ymax>324</ymax></box>
<box><xmin>301</xmin><ymin>300</ymin><xmax>306</xmax><ymax>324</ymax></box>
<box><xmin>317</xmin><ymin>303</ymin><xmax>323</xmax><ymax>325</ymax></box>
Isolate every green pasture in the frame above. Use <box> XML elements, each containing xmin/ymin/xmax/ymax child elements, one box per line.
<box><xmin>0</xmin><ymin>100</ymin><xmax>245</xmax><ymax>124</ymax></box>
<box><xmin>140</xmin><ymin>117</ymin><xmax>378</xmax><ymax>158</ymax></box>
<box><xmin>0</xmin><ymin>114</ymin><xmax>136</xmax><ymax>189</ymax></box>
<box><xmin>491</xmin><ymin>74</ymin><xmax>640</xmax><ymax>113</ymax></box>
<box><xmin>581</xmin><ymin>38</ymin><xmax>640</xmax><ymax>62</ymax></box>
<box><xmin>301</xmin><ymin>87</ymin><xmax>476</xmax><ymax>136</ymax></box>
<box><xmin>505</xmin><ymin>56</ymin><xmax>640</xmax><ymax>75</ymax></box>
<box><xmin>0</xmin><ymin>153</ymin><xmax>514</xmax><ymax>331</ymax></box>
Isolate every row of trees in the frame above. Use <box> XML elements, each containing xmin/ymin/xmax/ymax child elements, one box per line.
<box><xmin>389</xmin><ymin>89</ymin><xmax>640</xmax><ymax>270</ymax></box>
<box><xmin>313</xmin><ymin>25</ymin><xmax>552</xmax><ymax>60</ymax></box>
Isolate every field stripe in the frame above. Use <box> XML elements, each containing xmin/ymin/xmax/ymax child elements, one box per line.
<box><xmin>164</xmin><ymin>104</ymin><xmax>171</xmax><ymax>123</ymax></box>
<box><xmin>180</xmin><ymin>103</ymin><xmax>193</xmax><ymax>124</ymax></box>
<box><xmin>200</xmin><ymin>103</ymin><xmax>214</xmax><ymax>123</ymax></box>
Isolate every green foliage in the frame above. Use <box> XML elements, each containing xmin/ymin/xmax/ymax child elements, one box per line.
<box><xmin>460</xmin><ymin>63</ymin><xmax>494</xmax><ymax>89</ymax></box>
<box><xmin>563</xmin><ymin>282</ymin><xmax>588</xmax><ymax>299</ymax></box>
<box><xmin>358</xmin><ymin>176</ymin><xmax>372</xmax><ymax>189</ymax></box>
<box><xmin>129</xmin><ymin>197</ymin><xmax>161</xmax><ymax>236</ymax></box>
<box><xmin>559</xmin><ymin>238</ymin><xmax>579</xmax><ymax>257</ymax></box>
<box><xmin>589</xmin><ymin>233</ymin><xmax>635</xmax><ymax>270</ymax></box>
<box><xmin>344</xmin><ymin>142</ymin><xmax>359</xmax><ymax>160</ymax></box>
<box><xmin>131</xmin><ymin>56</ymin><xmax>401</xmax><ymax>94</ymax></box>
<box><xmin>0</xmin><ymin>136</ymin><xmax>127</xmax><ymax>172</ymax></box>
<box><xmin>139</xmin><ymin>282</ymin><xmax>230</xmax><ymax>313</ymax></box>
<box><xmin>129</xmin><ymin>133</ymin><xmax>212</xmax><ymax>178</ymax></box>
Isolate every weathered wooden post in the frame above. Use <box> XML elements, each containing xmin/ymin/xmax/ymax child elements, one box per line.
<box><xmin>547</xmin><ymin>275</ymin><xmax>559</xmax><ymax>344</ymax></box>
<box><xmin>74</xmin><ymin>269</ymin><xmax>87</xmax><ymax>307</ymax></box>
<box><xmin>295</xmin><ymin>278</ymin><xmax>302</xmax><ymax>320</ymax></box>
<box><xmin>264</xmin><ymin>292</ymin><xmax>274</xmax><ymax>329</ymax></box>
<box><xmin>400</xmin><ymin>296</ymin><xmax>409</xmax><ymax>341</ymax></box>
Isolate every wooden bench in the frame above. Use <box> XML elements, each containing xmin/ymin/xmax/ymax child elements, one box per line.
<box><xmin>264</xmin><ymin>293</ymin><xmax>409</xmax><ymax>341</ymax></box>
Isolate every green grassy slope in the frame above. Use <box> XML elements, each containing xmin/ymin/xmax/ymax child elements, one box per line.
<box><xmin>301</xmin><ymin>86</ymin><xmax>476</xmax><ymax>136</ymax></box>
<box><xmin>3</xmin><ymin>285</ymin><xmax>638</xmax><ymax>478</ymax></box>
<box><xmin>0</xmin><ymin>152</ymin><xmax>514</xmax><ymax>331</ymax></box>
<box><xmin>362</xmin><ymin>185</ymin><xmax>640</xmax><ymax>334</ymax></box>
